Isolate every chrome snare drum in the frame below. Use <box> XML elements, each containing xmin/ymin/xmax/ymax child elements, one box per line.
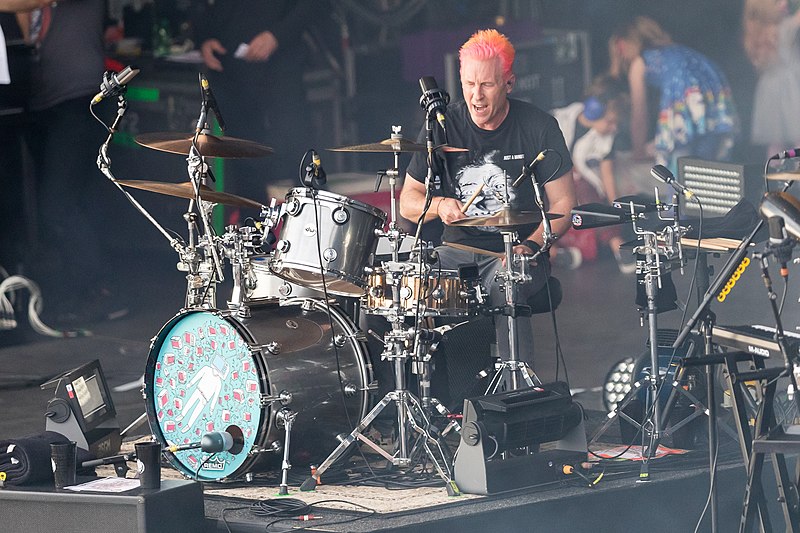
<box><xmin>270</xmin><ymin>188</ymin><xmax>386</xmax><ymax>297</ymax></box>
<box><xmin>144</xmin><ymin>299</ymin><xmax>372</xmax><ymax>481</ymax></box>
<box><xmin>241</xmin><ymin>255</ymin><xmax>320</xmax><ymax>303</ymax></box>
<box><xmin>364</xmin><ymin>268</ymin><xmax>470</xmax><ymax>316</ymax></box>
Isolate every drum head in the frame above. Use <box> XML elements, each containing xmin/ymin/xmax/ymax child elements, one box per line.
<box><xmin>144</xmin><ymin>310</ymin><xmax>265</xmax><ymax>481</ymax></box>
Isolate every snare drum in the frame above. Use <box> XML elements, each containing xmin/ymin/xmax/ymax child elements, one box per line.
<box><xmin>364</xmin><ymin>269</ymin><xmax>469</xmax><ymax>316</ymax></box>
<box><xmin>143</xmin><ymin>299</ymin><xmax>372</xmax><ymax>481</ymax></box>
<box><xmin>270</xmin><ymin>188</ymin><xmax>386</xmax><ymax>297</ymax></box>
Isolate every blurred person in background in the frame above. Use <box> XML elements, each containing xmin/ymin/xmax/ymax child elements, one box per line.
<box><xmin>610</xmin><ymin>15</ymin><xmax>739</xmax><ymax>174</ymax></box>
<box><xmin>743</xmin><ymin>0</ymin><xmax>800</xmax><ymax>159</ymax></box>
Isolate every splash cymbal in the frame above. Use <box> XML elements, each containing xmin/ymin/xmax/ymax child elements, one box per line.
<box><xmin>115</xmin><ymin>180</ymin><xmax>264</xmax><ymax>209</ymax></box>
<box><xmin>135</xmin><ymin>132</ymin><xmax>273</xmax><ymax>158</ymax></box>
<box><xmin>447</xmin><ymin>210</ymin><xmax>563</xmax><ymax>228</ymax></box>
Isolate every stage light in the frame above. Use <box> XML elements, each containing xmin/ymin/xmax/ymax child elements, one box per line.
<box><xmin>603</xmin><ymin>357</ymin><xmax>636</xmax><ymax>412</ymax></box>
<box><xmin>759</xmin><ymin>192</ymin><xmax>800</xmax><ymax>241</ymax></box>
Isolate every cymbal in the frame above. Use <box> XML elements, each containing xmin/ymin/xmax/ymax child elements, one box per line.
<box><xmin>447</xmin><ymin>210</ymin><xmax>563</xmax><ymax>228</ymax></box>
<box><xmin>329</xmin><ymin>138</ymin><xmax>426</xmax><ymax>153</ymax></box>
<box><xmin>115</xmin><ymin>180</ymin><xmax>264</xmax><ymax>209</ymax></box>
<box><xmin>135</xmin><ymin>132</ymin><xmax>273</xmax><ymax>158</ymax></box>
<box><xmin>329</xmin><ymin>137</ymin><xmax>469</xmax><ymax>154</ymax></box>
<box><xmin>766</xmin><ymin>171</ymin><xmax>800</xmax><ymax>181</ymax></box>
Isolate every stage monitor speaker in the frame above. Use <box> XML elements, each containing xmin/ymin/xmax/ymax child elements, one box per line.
<box><xmin>454</xmin><ymin>381</ymin><xmax>587</xmax><ymax>495</ymax></box>
<box><xmin>40</xmin><ymin>359</ymin><xmax>121</xmax><ymax>458</ymax></box>
<box><xmin>0</xmin><ymin>479</ymin><xmax>204</xmax><ymax>533</ymax></box>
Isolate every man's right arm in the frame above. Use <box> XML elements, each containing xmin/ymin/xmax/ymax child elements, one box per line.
<box><xmin>399</xmin><ymin>173</ymin><xmax>465</xmax><ymax>225</ymax></box>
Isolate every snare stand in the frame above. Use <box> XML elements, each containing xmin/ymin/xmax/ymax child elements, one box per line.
<box><xmin>486</xmin><ymin>228</ymin><xmax>539</xmax><ymax>393</ymax></box>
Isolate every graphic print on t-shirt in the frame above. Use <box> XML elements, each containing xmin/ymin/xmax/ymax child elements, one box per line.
<box><xmin>455</xmin><ymin>149</ymin><xmax>516</xmax><ymax>233</ymax></box>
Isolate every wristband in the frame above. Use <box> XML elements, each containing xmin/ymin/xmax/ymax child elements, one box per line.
<box><xmin>522</xmin><ymin>240</ymin><xmax>541</xmax><ymax>253</ymax></box>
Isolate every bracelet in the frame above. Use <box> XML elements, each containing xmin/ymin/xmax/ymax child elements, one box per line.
<box><xmin>435</xmin><ymin>197</ymin><xmax>445</xmax><ymax>217</ymax></box>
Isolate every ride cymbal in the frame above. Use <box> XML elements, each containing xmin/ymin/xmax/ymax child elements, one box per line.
<box><xmin>447</xmin><ymin>210</ymin><xmax>563</xmax><ymax>228</ymax></box>
<box><xmin>135</xmin><ymin>132</ymin><xmax>273</xmax><ymax>158</ymax></box>
<box><xmin>115</xmin><ymin>180</ymin><xmax>264</xmax><ymax>209</ymax></box>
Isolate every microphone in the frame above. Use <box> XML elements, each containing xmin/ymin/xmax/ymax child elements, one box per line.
<box><xmin>419</xmin><ymin>76</ymin><xmax>449</xmax><ymax>130</ymax></box>
<box><xmin>167</xmin><ymin>427</ymin><xmax>244</xmax><ymax>455</ymax></box>
<box><xmin>91</xmin><ymin>65</ymin><xmax>140</xmax><ymax>104</ymax></box>
<box><xmin>303</xmin><ymin>150</ymin><xmax>327</xmax><ymax>188</ymax></box>
<box><xmin>512</xmin><ymin>150</ymin><xmax>548</xmax><ymax>187</ymax></box>
<box><xmin>650</xmin><ymin>164</ymin><xmax>694</xmax><ymax>199</ymax></box>
<box><xmin>767</xmin><ymin>216</ymin><xmax>793</xmax><ymax>278</ymax></box>
<box><xmin>769</xmin><ymin>148</ymin><xmax>800</xmax><ymax>160</ymax></box>
<box><xmin>200</xmin><ymin>73</ymin><xmax>226</xmax><ymax>132</ymax></box>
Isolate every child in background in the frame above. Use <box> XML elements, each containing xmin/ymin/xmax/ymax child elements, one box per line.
<box><xmin>551</xmin><ymin>75</ymin><xmax>636</xmax><ymax>274</ymax></box>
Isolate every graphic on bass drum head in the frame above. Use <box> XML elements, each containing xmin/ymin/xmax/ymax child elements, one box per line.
<box><xmin>144</xmin><ymin>301</ymin><xmax>372</xmax><ymax>481</ymax></box>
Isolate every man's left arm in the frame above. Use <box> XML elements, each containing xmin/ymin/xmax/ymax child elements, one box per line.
<box><xmin>515</xmin><ymin>170</ymin><xmax>576</xmax><ymax>254</ymax></box>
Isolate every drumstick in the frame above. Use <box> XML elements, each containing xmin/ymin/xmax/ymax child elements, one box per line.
<box><xmin>443</xmin><ymin>241</ymin><xmax>504</xmax><ymax>259</ymax></box>
<box><xmin>460</xmin><ymin>183</ymin><xmax>485</xmax><ymax>213</ymax></box>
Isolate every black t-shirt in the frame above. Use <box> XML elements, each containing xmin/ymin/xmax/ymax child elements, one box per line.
<box><xmin>407</xmin><ymin>98</ymin><xmax>573</xmax><ymax>252</ymax></box>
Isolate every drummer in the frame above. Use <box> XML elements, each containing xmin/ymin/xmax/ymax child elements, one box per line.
<box><xmin>399</xmin><ymin>28</ymin><xmax>576</xmax><ymax>368</ymax></box>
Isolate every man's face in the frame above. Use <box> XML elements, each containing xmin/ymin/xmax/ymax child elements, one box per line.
<box><xmin>460</xmin><ymin>56</ymin><xmax>511</xmax><ymax>131</ymax></box>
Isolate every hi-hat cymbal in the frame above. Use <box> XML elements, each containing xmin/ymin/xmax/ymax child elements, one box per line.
<box><xmin>329</xmin><ymin>138</ymin><xmax>427</xmax><ymax>153</ymax></box>
<box><xmin>447</xmin><ymin>210</ymin><xmax>563</xmax><ymax>228</ymax></box>
<box><xmin>135</xmin><ymin>132</ymin><xmax>273</xmax><ymax>158</ymax></box>
<box><xmin>766</xmin><ymin>171</ymin><xmax>800</xmax><ymax>181</ymax></box>
<box><xmin>329</xmin><ymin>137</ymin><xmax>469</xmax><ymax>154</ymax></box>
<box><xmin>115</xmin><ymin>180</ymin><xmax>264</xmax><ymax>209</ymax></box>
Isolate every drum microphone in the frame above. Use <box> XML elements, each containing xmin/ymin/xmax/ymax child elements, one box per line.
<box><xmin>419</xmin><ymin>76</ymin><xmax>449</xmax><ymax>130</ymax></box>
<box><xmin>200</xmin><ymin>73</ymin><xmax>226</xmax><ymax>132</ymax></box>
<box><xmin>167</xmin><ymin>426</ymin><xmax>245</xmax><ymax>455</ymax></box>
<box><xmin>512</xmin><ymin>150</ymin><xmax>549</xmax><ymax>187</ymax></box>
<box><xmin>91</xmin><ymin>65</ymin><xmax>140</xmax><ymax>104</ymax></box>
<box><xmin>304</xmin><ymin>150</ymin><xmax>327</xmax><ymax>188</ymax></box>
<box><xmin>769</xmin><ymin>147</ymin><xmax>800</xmax><ymax>160</ymax></box>
<box><xmin>650</xmin><ymin>164</ymin><xmax>694</xmax><ymax>199</ymax></box>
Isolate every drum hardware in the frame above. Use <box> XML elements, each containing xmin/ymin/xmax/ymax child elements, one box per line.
<box><xmin>260</xmin><ymin>391</ymin><xmax>293</xmax><ymax>407</ymax></box>
<box><xmin>276</xmin><ymin>408</ymin><xmax>297</xmax><ymax>496</ymax></box>
<box><xmin>588</xmin><ymin>187</ymin><xmax>694</xmax><ymax>482</ymax></box>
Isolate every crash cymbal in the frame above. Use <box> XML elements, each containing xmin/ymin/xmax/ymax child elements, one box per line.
<box><xmin>135</xmin><ymin>132</ymin><xmax>273</xmax><ymax>158</ymax></box>
<box><xmin>329</xmin><ymin>137</ymin><xmax>427</xmax><ymax>153</ymax></box>
<box><xmin>766</xmin><ymin>171</ymin><xmax>800</xmax><ymax>181</ymax></box>
<box><xmin>115</xmin><ymin>180</ymin><xmax>264</xmax><ymax>209</ymax></box>
<box><xmin>447</xmin><ymin>210</ymin><xmax>563</xmax><ymax>228</ymax></box>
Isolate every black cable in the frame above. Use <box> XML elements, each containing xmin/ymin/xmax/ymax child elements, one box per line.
<box><xmin>264</xmin><ymin>498</ymin><xmax>377</xmax><ymax>532</ymax></box>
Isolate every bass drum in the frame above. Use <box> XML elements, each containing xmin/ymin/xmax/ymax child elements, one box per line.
<box><xmin>143</xmin><ymin>299</ymin><xmax>372</xmax><ymax>481</ymax></box>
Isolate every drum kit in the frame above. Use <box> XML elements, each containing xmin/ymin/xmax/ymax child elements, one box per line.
<box><xmin>94</xmin><ymin>79</ymin><xmax>556</xmax><ymax>488</ymax></box>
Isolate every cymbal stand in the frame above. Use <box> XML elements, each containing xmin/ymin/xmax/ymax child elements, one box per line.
<box><xmin>373</xmin><ymin>125</ymin><xmax>407</xmax><ymax>264</ymax></box>
<box><xmin>588</xmin><ymin>193</ymin><xmax>687</xmax><ymax>478</ymax></box>
<box><xmin>485</xmin><ymin>173</ymin><xmax>553</xmax><ymax>393</ymax></box>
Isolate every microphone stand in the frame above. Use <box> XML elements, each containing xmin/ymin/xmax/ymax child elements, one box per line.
<box><xmin>671</xmin><ymin>180</ymin><xmax>793</xmax><ymax>533</ymax></box>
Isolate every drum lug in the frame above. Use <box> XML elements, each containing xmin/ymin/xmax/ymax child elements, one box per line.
<box><xmin>332</xmin><ymin>206</ymin><xmax>349</xmax><ymax>225</ymax></box>
<box><xmin>334</xmin><ymin>334</ymin><xmax>347</xmax><ymax>348</ymax></box>
<box><xmin>260</xmin><ymin>390</ymin><xmax>292</xmax><ymax>407</ymax></box>
<box><xmin>276</xmin><ymin>239</ymin><xmax>290</xmax><ymax>253</ymax></box>
<box><xmin>264</xmin><ymin>341</ymin><xmax>281</xmax><ymax>355</ymax></box>
<box><xmin>285</xmin><ymin>198</ymin><xmax>301</xmax><ymax>216</ymax></box>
